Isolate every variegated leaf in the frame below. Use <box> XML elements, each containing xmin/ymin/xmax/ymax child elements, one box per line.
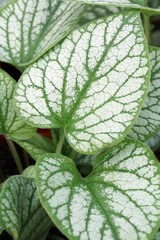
<box><xmin>36</xmin><ymin>140</ymin><xmax>160</xmax><ymax>240</ymax></box>
<box><xmin>128</xmin><ymin>47</ymin><xmax>160</xmax><ymax>142</ymax></box>
<box><xmin>0</xmin><ymin>176</ymin><xmax>52</xmax><ymax>240</ymax></box>
<box><xmin>0</xmin><ymin>69</ymin><xmax>36</xmax><ymax>139</ymax></box>
<box><xmin>0</xmin><ymin>0</ymin><xmax>86</xmax><ymax>66</ymax></box>
<box><xmin>145</xmin><ymin>130</ymin><xmax>160</xmax><ymax>151</ymax></box>
<box><xmin>14</xmin><ymin>11</ymin><xmax>150</xmax><ymax>154</ymax></box>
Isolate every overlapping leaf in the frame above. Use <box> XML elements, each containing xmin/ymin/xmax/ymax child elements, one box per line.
<box><xmin>0</xmin><ymin>69</ymin><xmax>36</xmax><ymax>139</ymax></box>
<box><xmin>64</xmin><ymin>0</ymin><xmax>160</xmax><ymax>15</ymax></box>
<box><xmin>0</xmin><ymin>186</ymin><xmax>4</xmax><ymax>235</ymax></box>
<box><xmin>12</xmin><ymin>133</ymin><xmax>55</xmax><ymax>160</ymax></box>
<box><xmin>36</xmin><ymin>140</ymin><xmax>160</xmax><ymax>240</ymax></box>
<box><xmin>128</xmin><ymin>47</ymin><xmax>160</xmax><ymax>142</ymax></box>
<box><xmin>0</xmin><ymin>0</ymin><xmax>86</xmax><ymax>66</ymax></box>
<box><xmin>15</xmin><ymin>11</ymin><xmax>150</xmax><ymax>154</ymax></box>
<box><xmin>0</xmin><ymin>176</ymin><xmax>52</xmax><ymax>240</ymax></box>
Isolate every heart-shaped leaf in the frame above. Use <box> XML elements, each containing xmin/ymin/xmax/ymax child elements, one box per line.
<box><xmin>128</xmin><ymin>47</ymin><xmax>160</xmax><ymax>142</ymax></box>
<box><xmin>36</xmin><ymin>140</ymin><xmax>160</xmax><ymax>240</ymax></box>
<box><xmin>0</xmin><ymin>69</ymin><xmax>36</xmax><ymax>139</ymax></box>
<box><xmin>11</xmin><ymin>133</ymin><xmax>55</xmax><ymax>160</ymax></box>
<box><xmin>0</xmin><ymin>0</ymin><xmax>86</xmax><ymax>67</ymax></box>
<box><xmin>0</xmin><ymin>175</ymin><xmax>52</xmax><ymax>240</ymax></box>
<box><xmin>64</xmin><ymin>0</ymin><xmax>160</xmax><ymax>15</ymax></box>
<box><xmin>14</xmin><ymin>11</ymin><xmax>150</xmax><ymax>154</ymax></box>
<box><xmin>0</xmin><ymin>0</ymin><xmax>10</xmax><ymax>9</ymax></box>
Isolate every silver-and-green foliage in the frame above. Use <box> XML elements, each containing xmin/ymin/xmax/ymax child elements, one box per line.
<box><xmin>0</xmin><ymin>0</ymin><xmax>86</xmax><ymax>67</ymax></box>
<box><xmin>128</xmin><ymin>47</ymin><xmax>160</xmax><ymax>142</ymax></box>
<box><xmin>0</xmin><ymin>176</ymin><xmax>52</xmax><ymax>240</ymax></box>
<box><xmin>36</xmin><ymin>140</ymin><xmax>160</xmax><ymax>240</ymax></box>
<box><xmin>14</xmin><ymin>10</ymin><xmax>150</xmax><ymax>154</ymax></box>
<box><xmin>0</xmin><ymin>0</ymin><xmax>11</xmax><ymax>9</ymax></box>
<box><xmin>0</xmin><ymin>69</ymin><xmax>36</xmax><ymax>139</ymax></box>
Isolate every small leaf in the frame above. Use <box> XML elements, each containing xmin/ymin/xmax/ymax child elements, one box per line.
<box><xmin>145</xmin><ymin>130</ymin><xmax>160</xmax><ymax>151</ymax></box>
<box><xmin>64</xmin><ymin>0</ymin><xmax>160</xmax><ymax>15</ymax></box>
<box><xmin>15</xmin><ymin>11</ymin><xmax>150</xmax><ymax>154</ymax></box>
<box><xmin>154</xmin><ymin>231</ymin><xmax>160</xmax><ymax>240</ymax></box>
<box><xmin>11</xmin><ymin>133</ymin><xmax>55</xmax><ymax>160</ymax></box>
<box><xmin>36</xmin><ymin>140</ymin><xmax>160</xmax><ymax>240</ymax></box>
<box><xmin>128</xmin><ymin>47</ymin><xmax>160</xmax><ymax>142</ymax></box>
<box><xmin>75</xmin><ymin>153</ymin><xmax>95</xmax><ymax>175</ymax></box>
<box><xmin>0</xmin><ymin>0</ymin><xmax>10</xmax><ymax>9</ymax></box>
<box><xmin>0</xmin><ymin>69</ymin><xmax>36</xmax><ymax>139</ymax></box>
<box><xmin>22</xmin><ymin>165</ymin><xmax>36</xmax><ymax>178</ymax></box>
<box><xmin>0</xmin><ymin>186</ymin><xmax>4</xmax><ymax>235</ymax></box>
<box><xmin>0</xmin><ymin>175</ymin><xmax>52</xmax><ymax>240</ymax></box>
<box><xmin>0</xmin><ymin>0</ymin><xmax>86</xmax><ymax>66</ymax></box>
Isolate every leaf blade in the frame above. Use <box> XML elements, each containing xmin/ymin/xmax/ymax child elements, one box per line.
<box><xmin>36</xmin><ymin>140</ymin><xmax>160</xmax><ymax>240</ymax></box>
<box><xmin>0</xmin><ymin>176</ymin><xmax>52</xmax><ymax>240</ymax></box>
<box><xmin>15</xmin><ymin>10</ymin><xmax>150</xmax><ymax>154</ymax></box>
<box><xmin>0</xmin><ymin>0</ymin><xmax>86</xmax><ymax>66</ymax></box>
<box><xmin>0</xmin><ymin>69</ymin><xmax>36</xmax><ymax>139</ymax></box>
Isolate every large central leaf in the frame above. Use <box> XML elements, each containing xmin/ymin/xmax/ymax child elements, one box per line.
<box><xmin>0</xmin><ymin>0</ymin><xmax>86</xmax><ymax>66</ymax></box>
<box><xmin>36</xmin><ymin>140</ymin><xmax>160</xmax><ymax>240</ymax></box>
<box><xmin>15</xmin><ymin>11</ymin><xmax>150</xmax><ymax>154</ymax></box>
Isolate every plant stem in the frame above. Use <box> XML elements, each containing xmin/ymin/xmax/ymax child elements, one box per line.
<box><xmin>23</xmin><ymin>149</ymin><xmax>30</xmax><ymax>167</ymax></box>
<box><xmin>70</xmin><ymin>149</ymin><xmax>77</xmax><ymax>160</ymax></box>
<box><xmin>143</xmin><ymin>13</ymin><xmax>150</xmax><ymax>44</ymax></box>
<box><xmin>51</xmin><ymin>128</ymin><xmax>58</xmax><ymax>148</ymax></box>
<box><xmin>5</xmin><ymin>136</ymin><xmax>23</xmax><ymax>174</ymax></box>
<box><xmin>56</xmin><ymin>130</ymin><xmax>65</xmax><ymax>154</ymax></box>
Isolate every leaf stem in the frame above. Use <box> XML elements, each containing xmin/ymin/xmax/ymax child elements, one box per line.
<box><xmin>56</xmin><ymin>130</ymin><xmax>65</xmax><ymax>154</ymax></box>
<box><xmin>70</xmin><ymin>149</ymin><xmax>77</xmax><ymax>160</ymax></box>
<box><xmin>5</xmin><ymin>136</ymin><xmax>23</xmax><ymax>174</ymax></box>
<box><xmin>51</xmin><ymin>128</ymin><xmax>58</xmax><ymax>148</ymax></box>
<box><xmin>143</xmin><ymin>13</ymin><xmax>150</xmax><ymax>44</ymax></box>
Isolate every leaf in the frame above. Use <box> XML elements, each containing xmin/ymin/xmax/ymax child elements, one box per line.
<box><xmin>154</xmin><ymin>231</ymin><xmax>160</xmax><ymax>240</ymax></box>
<box><xmin>128</xmin><ymin>47</ymin><xmax>160</xmax><ymax>142</ymax></box>
<box><xmin>63</xmin><ymin>0</ymin><xmax>160</xmax><ymax>15</ymax></box>
<box><xmin>15</xmin><ymin>11</ymin><xmax>150</xmax><ymax>154</ymax></box>
<box><xmin>77</xmin><ymin>5</ymin><xmax>120</xmax><ymax>27</ymax></box>
<box><xmin>36</xmin><ymin>140</ymin><xmax>160</xmax><ymax>240</ymax></box>
<box><xmin>0</xmin><ymin>69</ymin><xmax>36</xmax><ymax>139</ymax></box>
<box><xmin>22</xmin><ymin>165</ymin><xmax>36</xmax><ymax>178</ymax></box>
<box><xmin>145</xmin><ymin>130</ymin><xmax>160</xmax><ymax>151</ymax></box>
<box><xmin>0</xmin><ymin>0</ymin><xmax>11</xmax><ymax>9</ymax></box>
<box><xmin>0</xmin><ymin>175</ymin><xmax>52</xmax><ymax>240</ymax></box>
<box><xmin>0</xmin><ymin>0</ymin><xmax>86</xmax><ymax>67</ymax></box>
<box><xmin>75</xmin><ymin>153</ymin><xmax>95</xmax><ymax>175</ymax></box>
<box><xmin>11</xmin><ymin>133</ymin><xmax>55</xmax><ymax>160</ymax></box>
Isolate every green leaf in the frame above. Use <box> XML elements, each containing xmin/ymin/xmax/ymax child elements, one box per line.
<box><xmin>145</xmin><ymin>130</ymin><xmax>160</xmax><ymax>151</ymax></box>
<box><xmin>63</xmin><ymin>0</ymin><xmax>160</xmax><ymax>15</ymax></box>
<box><xmin>0</xmin><ymin>69</ymin><xmax>36</xmax><ymax>139</ymax></box>
<box><xmin>0</xmin><ymin>0</ymin><xmax>11</xmax><ymax>9</ymax></box>
<box><xmin>0</xmin><ymin>175</ymin><xmax>52</xmax><ymax>240</ymax></box>
<box><xmin>22</xmin><ymin>165</ymin><xmax>36</xmax><ymax>178</ymax></box>
<box><xmin>154</xmin><ymin>231</ymin><xmax>160</xmax><ymax>240</ymax></box>
<box><xmin>15</xmin><ymin>11</ymin><xmax>150</xmax><ymax>154</ymax></box>
<box><xmin>36</xmin><ymin>140</ymin><xmax>160</xmax><ymax>240</ymax></box>
<box><xmin>11</xmin><ymin>133</ymin><xmax>55</xmax><ymax>160</ymax></box>
<box><xmin>128</xmin><ymin>47</ymin><xmax>160</xmax><ymax>142</ymax></box>
<box><xmin>75</xmin><ymin>153</ymin><xmax>95</xmax><ymax>175</ymax></box>
<box><xmin>77</xmin><ymin>5</ymin><xmax>121</xmax><ymax>27</ymax></box>
<box><xmin>0</xmin><ymin>0</ymin><xmax>86</xmax><ymax>67</ymax></box>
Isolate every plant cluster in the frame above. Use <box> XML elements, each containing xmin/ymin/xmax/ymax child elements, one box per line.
<box><xmin>1</xmin><ymin>0</ymin><xmax>160</xmax><ymax>239</ymax></box>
